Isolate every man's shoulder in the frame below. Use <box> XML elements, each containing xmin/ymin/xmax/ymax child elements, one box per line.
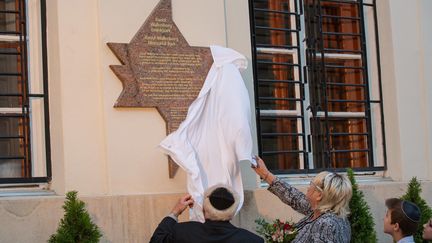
<box><xmin>172</xmin><ymin>221</ymin><xmax>263</xmax><ymax>243</ymax></box>
<box><xmin>235</xmin><ymin>228</ymin><xmax>264</xmax><ymax>242</ymax></box>
<box><xmin>175</xmin><ymin>221</ymin><xmax>203</xmax><ymax>228</ymax></box>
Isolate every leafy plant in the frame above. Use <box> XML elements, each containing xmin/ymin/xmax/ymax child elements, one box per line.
<box><xmin>255</xmin><ymin>218</ymin><xmax>297</xmax><ymax>243</ymax></box>
<box><xmin>401</xmin><ymin>177</ymin><xmax>432</xmax><ymax>243</ymax></box>
<box><xmin>347</xmin><ymin>168</ymin><xmax>377</xmax><ymax>243</ymax></box>
<box><xmin>49</xmin><ymin>191</ymin><xmax>102</xmax><ymax>243</ymax></box>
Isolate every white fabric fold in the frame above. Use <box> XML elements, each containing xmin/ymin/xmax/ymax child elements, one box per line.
<box><xmin>159</xmin><ymin>45</ymin><xmax>255</xmax><ymax>222</ymax></box>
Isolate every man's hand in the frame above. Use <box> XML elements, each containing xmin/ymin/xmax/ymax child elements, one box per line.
<box><xmin>171</xmin><ymin>194</ymin><xmax>194</xmax><ymax>217</ymax></box>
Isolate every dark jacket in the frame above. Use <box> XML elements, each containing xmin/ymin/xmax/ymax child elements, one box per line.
<box><xmin>150</xmin><ymin>217</ymin><xmax>264</xmax><ymax>243</ymax></box>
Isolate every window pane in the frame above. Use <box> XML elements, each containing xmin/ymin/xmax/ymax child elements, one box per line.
<box><xmin>258</xmin><ymin>81</ymin><xmax>299</xmax><ymax>110</ymax></box>
<box><xmin>311</xmin><ymin>118</ymin><xmax>369</xmax><ymax>169</ymax></box>
<box><xmin>255</xmin><ymin>29</ymin><xmax>293</xmax><ymax>48</ymax></box>
<box><xmin>320</xmin><ymin>1</ymin><xmax>359</xmax><ymax>18</ymax></box>
<box><xmin>310</xmin><ymin>58</ymin><xmax>365</xmax><ymax>112</ymax></box>
<box><xmin>0</xmin><ymin>0</ymin><xmax>18</xmax><ymax>11</ymax></box>
<box><xmin>257</xmin><ymin>53</ymin><xmax>297</xmax><ymax>110</ymax></box>
<box><xmin>262</xmin><ymin>153</ymin><xmax>300</xmax><ymax>171</ymax></box>
<box><xmin>258</xmin><ymin>81</ymin><xmax>298</xmax><ymax>99</ymax></box>
<box><xmin>0</xmin><ymin>159</ymin><xmax>22</xmax><ymax>178</ymax></box>
<box><xmin>330</xmin><ymin>151</ymin><xmax>368</xmax><ymax>168</ymax></box>
<box><xmin>0</xmin><ymin>116</ymin><xmax>25</xmax><ymax>178</ymax></box>
<box><xmin>0</xmin><ymin>136</ymin><xmax>23</xmax><ymax>157</ymax></box>
<box><xmin>254</xmin><ymin>11</ymin><xmax>293</xmax><ymax>47</ymax></box>
<box><xmin>254</xmin><ymin>0</ymin><xmax>297</xmax><ymax>47</ymax></box>
<box><xmin>257</xmin><ymin>53</ymin><xmax>295</xmax><ymax>80</ymax></box>
<box><xmin>261</xmin><ymin>116</ymin><xmax>300</xmax><ymax>133</ymax></box>
<box><xmin>0</xmin><ymin>116</ymin><xmax>30</xmax><ymax>178</ymax></box>
<box><xmin>0</xmin><ymin>42</ymin><xmax>22</xmax><ymax>107</ymax></box>
<box><xmin>254</xmin><ymin>0</ymin><xmax>291</xmax><ymax>11</ymax></box>
<box><xmin>0</xmin><ymin>54</ymin><xmax>21</xmax><ymax>74</ymax></box>
<box><xmin>326</xmin><ymin>58</ymin><xmax>365</xmax><ymax>112</ymax></box>
<box><xmin>0</xmin><ymin>77</ymin><xmax>21</xmax><ymax>107</ymax></box>
<box><xmin>260</xmin><ymin>116</ymin><xmax>300</xmax><ymax>170</ymax></box>
<box><xmin>0</xmin><ymin>44</ymin><xmax>21</xmax><ymax>73</ymax></box>
<box><xmin>305</xmin><ymin>0</ymin><xmax>361</xmax><ymax>52</ymax></box>
<box><xmin>0</xmin><ymin>0</ymin><xmax>19</xmax><ymax>32</ymax></box>
<box><xmin>321</xmin><ymin>2</ymin><xmax>361</xmax><ymax>51</ymax></box>
<box><xmin>0</xmin><ymin>116</ymin><xmax>23</xmax><ymax>136</ymax></box>
<box><xmin>325</xmin><ymin>58</ymin><xmax>363</xmax><ymax>84</ymax></box>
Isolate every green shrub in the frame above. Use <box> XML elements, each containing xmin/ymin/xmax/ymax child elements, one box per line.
<box><xmin>49</xmin><ymin>191</ymin><xmax>102</xmax><ymax>243</ymax></box>
<box><xmin>401</xmin><ymin>177</ymin><xmax>432</xmax><ymax>243</ymax></box>
<box><xmin>347</xmin><ymin>168</ymin><xmax>377</xmax><ymax>243</ymax></box>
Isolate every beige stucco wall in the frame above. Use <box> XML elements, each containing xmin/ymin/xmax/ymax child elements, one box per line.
<box><xmin>47</xmin><ymin>0</ymin><xmax>254</xmax><ymax>196</ymax></box>
<box><xmin>43</xmin><ymin>0</ymin><xmax>432</xmax><ymax>197</ymax></box>
<box><xmin>0</xmin><ymin>181</ymin><xmax>431</xmax><ymax>242</ymax></box>
<box><xmin>381</xmin><ymin>0</ymin><xmax>432</xmax><ymax>181</ymax></box>
<box><xmin>419</xmin><ymin>0</ymin><xmax>432</xmax><ymax>180</ymax></box>
<box><xmin>1</xmin><ymin>0</ymin><xmax>432</xmax><ymax>242</ymax></box>
<box><xmin>48</xmin><ymin>0</ymin><xmax>109</xmax><ymax>195</ymax></box>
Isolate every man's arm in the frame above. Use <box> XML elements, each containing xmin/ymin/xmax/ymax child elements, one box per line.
<box><xmin>149</xmin><ymin>194</ymin><xmax>194</xmax><ymax>243</ymax></box>
<box><xmin>149</xmin><ymin>216</ymin><xmax>177</xmax><ymax>243</ymax></box>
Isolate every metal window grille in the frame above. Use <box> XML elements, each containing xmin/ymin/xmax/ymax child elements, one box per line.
<box><xmin>0</xmin><ymin>0</ymin><xmax>50</xmax><ymax>183</ymax></box>
<box><xmin>249</xmin><ymin>0</ymin><xmax>386</xmax><ymax>174</ymax></box>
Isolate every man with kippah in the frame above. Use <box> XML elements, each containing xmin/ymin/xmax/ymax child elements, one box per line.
<box><xmin>150</xmin><ymin>185</ymin><xmax>264</xmax><ymax>243</ymax></box>
<box><xmin>384</xmin><ymin>198</ymin><xmax>421</xmax><ymax>243</ymax></box>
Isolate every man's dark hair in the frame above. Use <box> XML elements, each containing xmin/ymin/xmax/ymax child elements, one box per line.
<box><xmin>386</xmin><ymin>198</ymin><xmax>420</xmax><ymax>236</ymax></box>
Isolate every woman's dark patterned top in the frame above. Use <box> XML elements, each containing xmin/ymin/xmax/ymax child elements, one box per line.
<box><xmin>268</xmin><ymin>178</ymin><xmax>351</xmax><ymax>243</ymax></box>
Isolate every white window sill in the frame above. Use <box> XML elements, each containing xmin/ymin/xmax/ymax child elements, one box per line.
<box><xmin>0</xmin><ymin>184</ymin><xmax>55</xmax><ymax>197</ymax></box>
<box><xmin>260</xmin><ymin>171</ymin><xmax>391</xmax><ymax>187</ymax></box>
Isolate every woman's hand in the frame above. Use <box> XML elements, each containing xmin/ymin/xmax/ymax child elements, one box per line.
<box><xmin>171</xmin><ymin>194</ymin><xmax>194</xmax><ymax>217</ymax></box>
<box><xmin>251</xmin><ymin>155</ymin><xmax>275</xmax><ymax>184</ymax></box>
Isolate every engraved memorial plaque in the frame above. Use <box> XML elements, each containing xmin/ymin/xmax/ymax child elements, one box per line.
<box><xmin>108</xmin><ymin>0</ymin><xmax>213</xmax><ymax>178</ymax></box>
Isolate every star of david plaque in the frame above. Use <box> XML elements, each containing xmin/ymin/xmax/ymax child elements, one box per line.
<box><xmin>108</xmin><ymin>0</ymin><xmax>213</xmax><ymax>178</ymax></box>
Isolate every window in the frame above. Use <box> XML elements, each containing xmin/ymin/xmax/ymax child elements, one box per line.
<box><xmin>0</xmin><ymin>0</ymin><xmax>50</xmax><ymax>183</ymax></box>
<box><xmin>250</xmin><ymin>0</ymin><xmax>385</xmax><ymax>173</ymax></box>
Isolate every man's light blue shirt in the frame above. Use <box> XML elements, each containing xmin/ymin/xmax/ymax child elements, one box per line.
<box><xmin>397</xmin><ymin>235</ymin><xmax>415</xmax><ymax>243</ymax></box>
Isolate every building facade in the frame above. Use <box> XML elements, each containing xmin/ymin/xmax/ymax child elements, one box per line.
<box><xmin>0</xmin><ymin>0</ymin><xmax>431</xmax><ymax>242</ymax></box>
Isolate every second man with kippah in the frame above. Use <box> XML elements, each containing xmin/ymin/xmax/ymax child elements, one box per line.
<box><xmin>384</xmin><ymin>198</ymin><xmax>421</xmax><ymax>243</ymax></box>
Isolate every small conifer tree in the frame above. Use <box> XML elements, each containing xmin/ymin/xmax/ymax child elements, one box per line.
<box><xmin>401</xmin><ymin>177</ymin><xmax>432</xmax><ymax>243</ymax></box>
<box><xmin>49</xmin><ymin>191</ymin><xmax>102</xmax><ymax>243</ymax></box>
<box><xmin>347</xmin><ymin>168</ymin><xmax>377</xmax><ymax>243</ymax></box>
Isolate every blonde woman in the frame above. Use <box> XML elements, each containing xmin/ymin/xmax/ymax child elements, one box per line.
<box><xmin>252</xmin><ymin>156</ymin><xmax>352</xmax><ymax>243</ymax></box>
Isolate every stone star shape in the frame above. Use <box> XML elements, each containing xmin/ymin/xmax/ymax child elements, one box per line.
<box><xmin>108</xmin><ymin>0</ymin><xmax>213</xmax><ymax>177</ymax></box>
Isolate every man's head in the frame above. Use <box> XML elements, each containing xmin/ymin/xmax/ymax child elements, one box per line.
<box><xmin>203</xmin><ymin>185</ymin><xmax>239</xmax><ymax>221</ymax></box>
<box><xmin>384</xmin><ymin>198</ymin><xmax>420</xmax><ymax>238</ymax></box>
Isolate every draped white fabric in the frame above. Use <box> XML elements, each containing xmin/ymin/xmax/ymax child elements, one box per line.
<box><xmin>159</xmin><ymin>45</ymin><xmax>255</xmax><ymax>222</ymax></box>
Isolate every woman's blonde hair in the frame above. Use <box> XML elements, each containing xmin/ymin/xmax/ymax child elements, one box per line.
<box><xmin>312</xmin><ymin>171</ymin><xmax>352</xmax><ymax>218</ymax></box>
